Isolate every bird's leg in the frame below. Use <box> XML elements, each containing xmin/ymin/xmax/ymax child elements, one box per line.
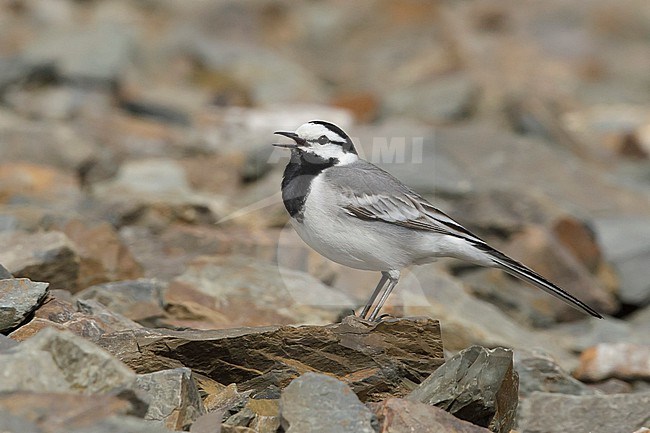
<box><xmin>359</xmin><ymin>272</ymin><xmax>389</xmax><ymax>319</ymax></box>
<box><xmin>368</xmin><ymin>270</ymin><xmax>400</xmax><ymax>321</ymax></box>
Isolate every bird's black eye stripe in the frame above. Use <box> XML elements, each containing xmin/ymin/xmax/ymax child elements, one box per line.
<box><xmin>318</xmin><ymin>135</ymin><xmax>329</xmax><ymax>145</ymax></box>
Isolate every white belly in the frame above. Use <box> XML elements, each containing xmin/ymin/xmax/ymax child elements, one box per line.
<box><xmin>291</xmin><ymin>176</ymin><xmax>416</xmax><ymax>271</ymax></box>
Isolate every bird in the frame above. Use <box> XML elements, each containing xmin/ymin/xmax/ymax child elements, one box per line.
<box><xmin>273</xmin><ymin>120</ymin><xmax>603</xmax><ymax>321</ymax></box>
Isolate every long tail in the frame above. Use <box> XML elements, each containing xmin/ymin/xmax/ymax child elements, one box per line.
<box><xmin>486</xmin><ymin>247</ymin><xmax>603</xmax><ymax>319</ymax></box>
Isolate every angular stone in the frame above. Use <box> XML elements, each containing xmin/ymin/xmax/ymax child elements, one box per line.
<box><xmin>0</xmin><ymin>348</ymin><xmax>70</xmax><ymax>393</ymax></box>
<box><xmin>408</xmin><ymin>345</ymin><xmax>518</xmax><ymax>433</ymax></box>
<box><xmin>62</xmin><ymin>220</ymin><xmax>143</xmax><ymax>289</ymax></box>
<box><xmin>514</xmin><ymin>350</ymin><xmax>594</xmax><ymax>398</ymax></box>
<box><xmin>224</xmin><ymin>398</ymin><xmax>280</xmax><ymax>433</ymax></box>
<box><xmin>397</xmin><ymin>267</ymin><xmax>578</xmax><ymax>368</ymax></box>
<box><xmin>166</xmin><ymin>255</ymin><xmax>355</xmax><ymax>327</ymax></box>
<box><xmin>91</xmin><ymin>158</ymin><xmax>223</xmax><ymax>228</ymax></box>
<box><xmin>0</xmin><ymin>231</ymin><xmax>80</xmax><ymax>292</ymax></box>
<box><xmin>246</xmin><ymin>399</ymin><xmax>281</xmax><ymax>433</ymax></box>
<box><xmin>9</xmin><ymin>293</ymin><xmax>142</xmax><ymax>342</ymax></box>
<box><xmin>0</xmin><ymin>278</ymin><xmax>49</xmax><ymax>331</ymax></box>
<box><xmin>75</xmin><ymin>279</ymin><xmax>165</xmax><ymax>324</ymax></box>
<box><xmin>518</xmin><ymin>392</ymin><xmax>650</xmax><ymax>433</ymax></box>
<box><xmin>370</xmin><ymin>398</ymin><xmax>491</xmax><ymax>433</ymax></box>
<box><xmin>135</xmin><ymin>367</ymin><xmax>205</xmax><ymax>431</ymax></box>
<box><xmin>98</xmin><ymin>315</ymin><xmax>444</xmax><ymax>402</ymax></box>
<box><xmin>16</xmin><ymin>328</ymin><xmax>136</xmax><ymax>394</ymax></box>
<box><xmin>500</xmin><ymin>226</ymin><xmax>617</xmax><ymax>320</ymax></box>
<box><xmin>280</xmin><ymin>373</ymin><xmax>376</xmax><ymax>433</ymax></box>
<box><xmin>574</xmin><ymin>343</ymin><xmax>650</xmax><ymax>382</ymax></box>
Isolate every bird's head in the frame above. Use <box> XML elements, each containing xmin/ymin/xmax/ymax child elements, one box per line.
<box><xmin>273</xmin><ymin>120</ymin><xmax>358</xmax><ymax>165</ymax></box>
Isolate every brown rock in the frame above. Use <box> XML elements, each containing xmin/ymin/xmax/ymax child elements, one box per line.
<box><xmin>0</xmin><ymin>163</ymin><xmax>80</xmax><ymax>206</ymax></box>
<box><xmin>97</xmin><ymin>315</ymin><xmax>444</xmax><ymax>402</ymax></box>
<box><xmin>9</xmin><ymin>293</ymin><xmax>142</xmax><ymax>342</ymax></box>
<box><xmin>75</xmin><ymin>279</ymin><xmax>165</xmax><ymax>324</ymax></box>
<box><xmin>574</xmin><ymin>343</ymin><xmax>650</xmax><ymax>382</ymax></box>
<box><xmin>552</xmin><ymin>216</ymin><xmax>603</xmax><ymax>272</ymax></box>
<box><xmin>165</xmin><ymin>255</ymin><xmax>354</xmax><ymax>328</ymax></box>
<box><xmin>502</xmin><ymin>225</ymin><xmax>617</xmax><ymax>321</ymax></box>
<box><xmin>0</xmin><ymin>231</ymin><xmax>80</xmax><ymax>292</ymax></box>
<box><xmin>330</xmin><ymin>92</ymin><xmax>380</xmax><ymax>123</ymax></box>
<box><xmin>371</xmin><ymin>398</ymin><xmax>491</xmax><ymax>433</ymax></box>
<box><xmin>62</xmin><ymin>219</ymin><xmax>143</xmax><ymax>289</ymax></box>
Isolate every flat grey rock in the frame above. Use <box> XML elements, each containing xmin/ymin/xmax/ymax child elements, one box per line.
<box><xmin>280</xmin><ymin>373</ymin><xmax>376</xmax><ymax>433</ymax></box>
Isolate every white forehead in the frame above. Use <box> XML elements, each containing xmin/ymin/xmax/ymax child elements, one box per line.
<box><xmin>295</xmin><ymin>122</ymin><xmax>344</xmax><ymax>141</ymax></box>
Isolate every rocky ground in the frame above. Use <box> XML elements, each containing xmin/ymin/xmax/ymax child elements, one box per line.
<box><xmin>1</xmin><ymin>1</ymin><xmax>650</xmax><ymax>432</ymax></box>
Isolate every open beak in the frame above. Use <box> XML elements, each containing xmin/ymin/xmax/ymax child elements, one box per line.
<box><xmin>273</xmin><ymin>131</ymin><xmax>306</xmax><ymax>149</ymax></box>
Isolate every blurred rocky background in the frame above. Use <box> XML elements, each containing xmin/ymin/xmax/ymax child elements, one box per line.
<box><xmin>1</xmin><ymin>0</ymin><xmax>650</xmax><ymax>432</ymax></box>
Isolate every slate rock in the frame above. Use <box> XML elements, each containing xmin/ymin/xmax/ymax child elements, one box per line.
<box><xmin>97</xmin><ymin>315</ymin><xmax>444</xmax><ymax>402</ymax></box>
<box><xmin>91</xmin><ymin>158</ymin><xmax>223</xmax><ymax>228</ymax></box>
<box><xmin>62</xmin><ymin>220</ymin><xmax>144</xmax><ymax>289</ymax></box>
<box><xmin>0</xmin><ymin>278</ymin><xmax>49</xmax><ymax>331</ymax></box>
<box><xmin>0</xmin><ymin>348</ymin><xmax>70</xmax><ymax>393</ymax></box>
<box><xmin>166</xmin><ymin>255</ymin><xmax>355</xmax><ymax>327</ymax></box>
<box><xmin>408</xmin><ymin>345</ymin><xmax>518</xmax><ymax>433</ymax></box>
<box><xmin>574</xmin><ymin>343</ymin><xmax>650</xmax><ymax>382</ymax></box>
<box><xmin>75</xmin><ymin>279</ymin><xmax>165</xmax><ymax>324</ymax></box>
<box><xmin>517</xmin><ymin>392</ymin><xmax>650</xmax><ymax>433</ymax></box>
<box><xmin>500</xmin><ymin>226</ymin><xmax>617</xmax><ymax>320</ymax></box>
<box><xmin>11</xmin><ymin>327</ymin><xmax>136</xmax><ymax>394</ymax></box>
<box><xmin>9</xmin><ymin>293</ymin><xmax>142</xmax><ymax>342</ymax></box>
<box><xmin>370</xmin><ymin>398</ymin><xmax>492</xmax><ymax>433</ymax></box>
<box><xmin>514</xmin><ymin>349</ymin><xmax>594</xmax><ymax>398</ymax></box>
<box><xmin>135</xmin><ymin>367</ymin><xmax>205</xmax><ymax>431</ymax></box>
<box><xmin>0</xmin><ymin>231</ymin><xmax>80</xmax><ymax>292</ymax></box>
<box><xmin>280</xmin><ymin>373</ymin><xmax>376</xmax><ymax>433</ymax></box>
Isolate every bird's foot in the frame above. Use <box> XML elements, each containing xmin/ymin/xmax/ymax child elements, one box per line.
<box><xmin>373</xmin><ymin>313</ymin><xmax>397</xmax><ymax>322</ymax></box>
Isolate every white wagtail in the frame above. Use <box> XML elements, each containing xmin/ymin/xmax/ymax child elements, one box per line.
<box><xmin>273</xmin><ymin>120</ymin><xmax>603</xmax><ymax>321</ymax></box>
